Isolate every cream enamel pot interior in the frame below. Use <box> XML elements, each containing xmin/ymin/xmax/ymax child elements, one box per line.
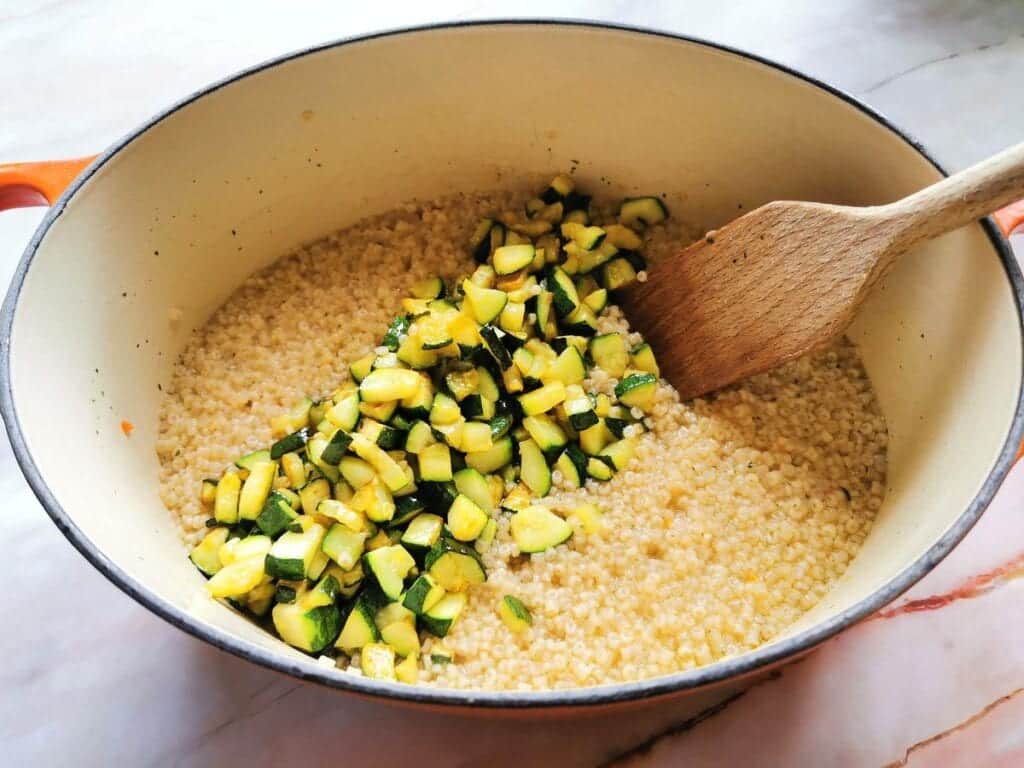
<box><xmin>1</xmin><ymin>21</ymin><xmax>1022</xmax><ymax>711</ymax></box>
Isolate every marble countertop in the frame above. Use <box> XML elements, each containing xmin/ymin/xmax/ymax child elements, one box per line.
<box><xmin>2</xmin><ymin>2</ymin><xmax>1023</xmax><ymax>766</ymax></box>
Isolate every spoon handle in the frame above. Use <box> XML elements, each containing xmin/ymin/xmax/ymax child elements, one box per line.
<box><xmin>879</xmin><ymin>141</ymin><xmax>1024</xmax><ymax>250</ymax></box>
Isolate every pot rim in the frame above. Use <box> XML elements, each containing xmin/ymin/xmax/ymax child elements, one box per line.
<box><xmin>2</xmin><ymin>18</ymin><xmax>1022</xmax><ymax>710</ymax></box>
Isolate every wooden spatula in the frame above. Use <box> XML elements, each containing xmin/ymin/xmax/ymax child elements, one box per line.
<box><xmin>618</xmin><ymin>141</ymin><xmax>1024</xmax><ymax>401</ymax></box>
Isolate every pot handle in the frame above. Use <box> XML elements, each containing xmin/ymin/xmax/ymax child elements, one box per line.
<box><xmin>0</xmin><ymin>156</ymin><xmax>96</xmax><ymax>212</ymax></box>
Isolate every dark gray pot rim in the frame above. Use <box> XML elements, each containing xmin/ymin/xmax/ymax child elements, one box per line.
<box><xmin>2</xmin><ymin>19</ymin><xmax>1022</xmax><ymax>710</ymax></box>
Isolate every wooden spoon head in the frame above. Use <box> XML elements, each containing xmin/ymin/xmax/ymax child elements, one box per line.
<box><xmin>619</xmin><ymin>200</ymin><xmax>890</xmax><ymax>400</ymax></box>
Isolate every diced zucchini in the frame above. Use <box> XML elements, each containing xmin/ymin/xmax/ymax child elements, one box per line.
<box><xmin>564</xmin><ymin>391</ymin><xmax>598</xmax><ymax>431</ymax></box>
<box><xmin>630</xmin><ymin>343</ymin><xmax>660</xmax><ymax>376</ymax></box>
<box><xmin>265</xmin><ymin>522</ymin><xmax>326</xmax><ymax>580</ymax></box>
<box><xmin>499</xmin><ymin>301</ymin><xmax>526</xmax><ymax>333</ymax></box>
<box><xmin>326</xmin><ymin>393</ymin><xmax>361</xmax><ymax>432</ymax></box>
<box><xmin>270</xmin><ymin>429</ymin><xmax>308</xmax><ymax>460</ymax></box>
<box><xmin>555</xmin><ymin>444</ymin><xmax>587</xmax><ymax>488</ymax></box>
<box><xmin>316</xmin><ymin>498</ymin><xmax>367</xmax><ymax>531</ymax></box>
<box><xmin>615</xmin><ymin>373</ymin><xmax>658</xmax><ymax>411</ymax></box>
<box><xmin>459</xmin><ymin>421</ymin><xmax>493</xmax><ymax>453</ymax></box>
<box><xmin>256</xmin><ymin>490</ymin><xmax>299</xmax><ymax>537</ymax></box>
<box><xmin>361</xmin><ymin>643</ymin><xmax>397</xmax><ymax>680</ymax></box>
<box><xmin>522</xmin><ymin>414</ymin><xmax>568</xmax><ymax>454</ymax></box>
<box><xmin>602</xmin><ymin>257</ymin><xmax>638</xmax><ymax>290</ymax></box>
<box><xmin>200</xmin><ymin>478</ymin><xmax>219</xmax><ymax>506</ymax></box>
<box><xmin>479</xmin><ymin>325</ymin><xmax>513</xmax><ymax>370</ymax></box>
<box><xmin>444</xmin><ymin>368</ymin><xmax>479</xmax><ymax>402</ymax></box>
<box><xmin>579</xmin><ymin>420</ymin><xmax>614</xmax><ymax>456</ymax></box>
<box><xmin>363</xmin><ymin>544</ymin><xmax>415</xmax><ymax>600</ymax></box>
<box><xmin>474</xmin><ymin>367</ymin><xmax>500</xmax><ymax>401</ymax></box>
<box><xmin>214</xmin><ymin>471</ymin><xmax>242</xmax><ymax>524</ymax></box>
<box><xmin>518</xmin><ymin>439</ymin><xmax>551</xmax><ymax>497</ymax></box>
<box><xmin>298</xmin><ymin>477</ymin><xmax>332</xmax><ymax>516</ymax></box>
<box><xmin>561</xmin><ymin>304</ymin><xmax>598</xmax><ymax>336</ymax></box>
<box><xmin>535</xmin><ymin>289</ymin><xmax>555</xmax><ymax>340</ymax></box>
<box><xmin>453</xmin><ymin>467</ymin><xmax>494</xmax><ymax>513</ymax></box>
<box><xmin>358</xmin><ymin>419</ymin><xmax>404</xmax><ymax>451</ymax></box>
<box><xmin>462</xmin><ymin>279</ymin><xmax>508</xmax><ymax>324</ymax></box>
<box><xmin>396</xmin><ymin>333</ymin><xmax>439</xmax><ymax>369</ymax></box>
<box><xmin>493</xmin><ymin>244</ymin><xmax>535</xmax><ymax>275</ymax></box>
<box><xmin>430</xmin><ymin>392</ymin><xmax>462</xmax><ymax>426</ymax></box>
<box><xmin>306</xmin><ymin>434</ymin><xmax>340</xmax><ymax>482</ymax></box>
<box><xmin>410</xmin><ymin>276</ymin><xmax>444</xmax><ymax>299</ymax></box>
<box><xmin>381</xmin><ymin>619</ymin><xmax>420</xmax><ymax>659</ymax></box>
<box><xmin>510</xmin><ymin>505</ymin><xmax>573</xmax><ymax>553</ymax></box>
<box><xmin>235</xmin><ymin>449</ymin><xmax>271</xmax><ymax>472</ymax></box>
<box><xmin>350</xmin><ymin>434</ymin><xmax>409</xmax><ymax>491</ymax></box>
<box><xmin>541</xmin><ymin>173</ymin><xmax>574</xmax><ymax>203</ymax></box>
<box><xmin>350</xmin><ymin>354</ymin><xmax>375</xmax><ymax>383</ymax></box>
<box><xmin>322</xmin><ymin>523</ymin><xmax>368</xmax><ymax>570</ymax></box>
<box><xmin>470</xmin><ymin>218</ymin><xmax>496</xmax><ymax>262</ymax></box>
<box><xmin>272</xmin><ymin>581</ymin><xmax>342</xmax><ymax>653</ymax></box>
<box><xmin>395</xmin><ymin>653</ymin><xmax>419</xmax><ymax>683</ymax></box>
<box><xmin>519</xmin><ymin>381</ymin><xmax>566</xmax><ymax>416</ymax></box>
<box><xmin>465</xmin><ymin>435</ymin><xmax>514</xmax><ymax>474</ymax></box>
<box><xmin>336</xmin><ymin>596</ymin><xmax>381</xmax><ymax>652</ymax></box>
<box><xmin>561</xmin><ymin>222</ymin><xmax>606</xmax><ymax>250</ymax></box>
<box><xmin>544</xmin><ymin>346</ymin><xmax>586</xmax><ymax>386</ymax></box>
<box><xmin>589</xmin><ymin>333</ymin><xmax>628</xmax><ymax>377</ymax></box>
<box><xmin>447</xmin><ymin>494</ymin><xmax>488</xmax><ymax>542</ymax></box>
<box><xmin>599</xmin><ymin>438</ymin><xmax>636</xmax><ymax>471</ymax></box>
<box><xmin>404</xmin><ymin>420</ymin><xmax>437</xmax><ymax>454</ymax></box>
<box><xmin>583</xmin><ymin>288</ymin><xmax>608</xmax><ymax>314</ymax></box>
<box><xmin>360</xmin><ymin>368</ymin><xmax>421</xmax><ymax>403</ymax></box>
<box><xmin>587</xmin><ymin>456</ymin><xmax>613</xmax><ymax>479</ymax></box>
<box><xmin>206</xmin><ymin>554</ymin><xmax>267</xmax><ymax>599</ymax></box>
<box><xmin>418</xmin><ymin>442</ymin><xmax>453</xmax><ymax>482</ymax></box>
<box><xmin>238</xmin><ymin>460</ymin><xmax>276</xmax><ymax>520</ymax></box>
<box><xmin>400</xmin><ymin>513</ymin><xmax>444</xmax><ymax>554</ymax></box>
<box><xmin>381</xmin><ymin>495</ymin><xmax>420</xmax><ymax>529</ymax></box>
<box><xmin>425</xmin><ymin>538</ymin><xmax>487</xmax><ymax>592</ymax></box>
<box><xmin>403</xmin><ymin>573</ymin><xmax>445</xmax><ymax>616</ymax></box>
<box><xmin>421</xmin><ymin>592</ymin><xmax>468</xmax><ymax>638</ymax></box>
<box><xmin>190</xmin><ymin>527</ymin><xmax>230</xmax><ymax>576</ymax></box>
<box><xmin>339</xmin><ymin>456</ymin><xmax>375</xmax><ymax>489</ymax></box>
<box><xmin>619</xmin><ymin>196</ymin><xmax>669</xmax><ymax>230</ymax></box>
<box><xmin>461</xmin><ymin>394</ymin><xmax>496</xmax><ymax>421</ymax></box>
<box><xmin>498</xmin><ymin>595</ymin><xmax>533</xmax><ymax>633</ymax></box>
<box><xmin>548</xmin><ymin>268</ymin><xmax>580</xmax><ymax>318</ymax></box>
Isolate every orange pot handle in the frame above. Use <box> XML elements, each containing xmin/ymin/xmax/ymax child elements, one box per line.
<box><xmin>0</xmin><ymin>156</ymin><xmax>96</xmax><ymax>212</ymax></box>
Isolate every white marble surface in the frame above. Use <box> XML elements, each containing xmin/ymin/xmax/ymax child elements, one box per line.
<box><xmin>2</xmin><ymin>2</ymin><xmax>1024</xmax><ymax>766</ymax></box>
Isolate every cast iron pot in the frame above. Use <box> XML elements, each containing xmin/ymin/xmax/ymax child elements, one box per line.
<box><xmin>1</xmin><ymin>21</ymin><xmax>1022</xmax><ymax>713</ymax></box>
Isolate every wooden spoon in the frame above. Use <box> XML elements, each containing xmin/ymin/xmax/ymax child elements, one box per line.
<box><xmin>618</xmin><ymin>141</ymin><xmax>1024</xmax><ymax>401</ymax></box>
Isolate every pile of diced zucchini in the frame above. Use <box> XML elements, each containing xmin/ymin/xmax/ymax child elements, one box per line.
<box><xmin>189</xmin><ymin>175</ymin><xmax>667</xmax><ymax>682</ymax></box>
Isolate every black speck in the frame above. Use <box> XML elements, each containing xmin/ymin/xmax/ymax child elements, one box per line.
<box><xmin>136</xmin><ymin>343</ymin><xmax>140</xmax><ymax>349</ymax></box>
<box><xmin>94</xmin><ymin>368</ymin><xmax>99</xmax><ymax>373</ymax></box>
<box><xmin>231</xmin><ymin>229</ymin><xmax>237</xmax><ymax>236</ymax></box>
<box><xmin>258</xmin><ymin>189</ymin><xmax>264</xmax><ymax>195</ymax></box>
<box><xmin>153</xmin><ymin>250</ymin><xmax>159</xmax><ymax>256</ymax></box>
<box><xmin>157</xmin><ymin>384</ymin><xmax>162</xmax><ymax>391</ymax></box>
<box><xmin>839</xmin><ymin>486</ymin><xmax>851</xmax><ymax>501</ymax></box>
<box><xmin>920</xmin><ymin>333</ymin><xmax>925</xmax><ymax>339</ymax></box>
<box><xmin>121</xmin><ymin>292</ymin><xmax>127</xmax><ymax>298</ymax></box>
